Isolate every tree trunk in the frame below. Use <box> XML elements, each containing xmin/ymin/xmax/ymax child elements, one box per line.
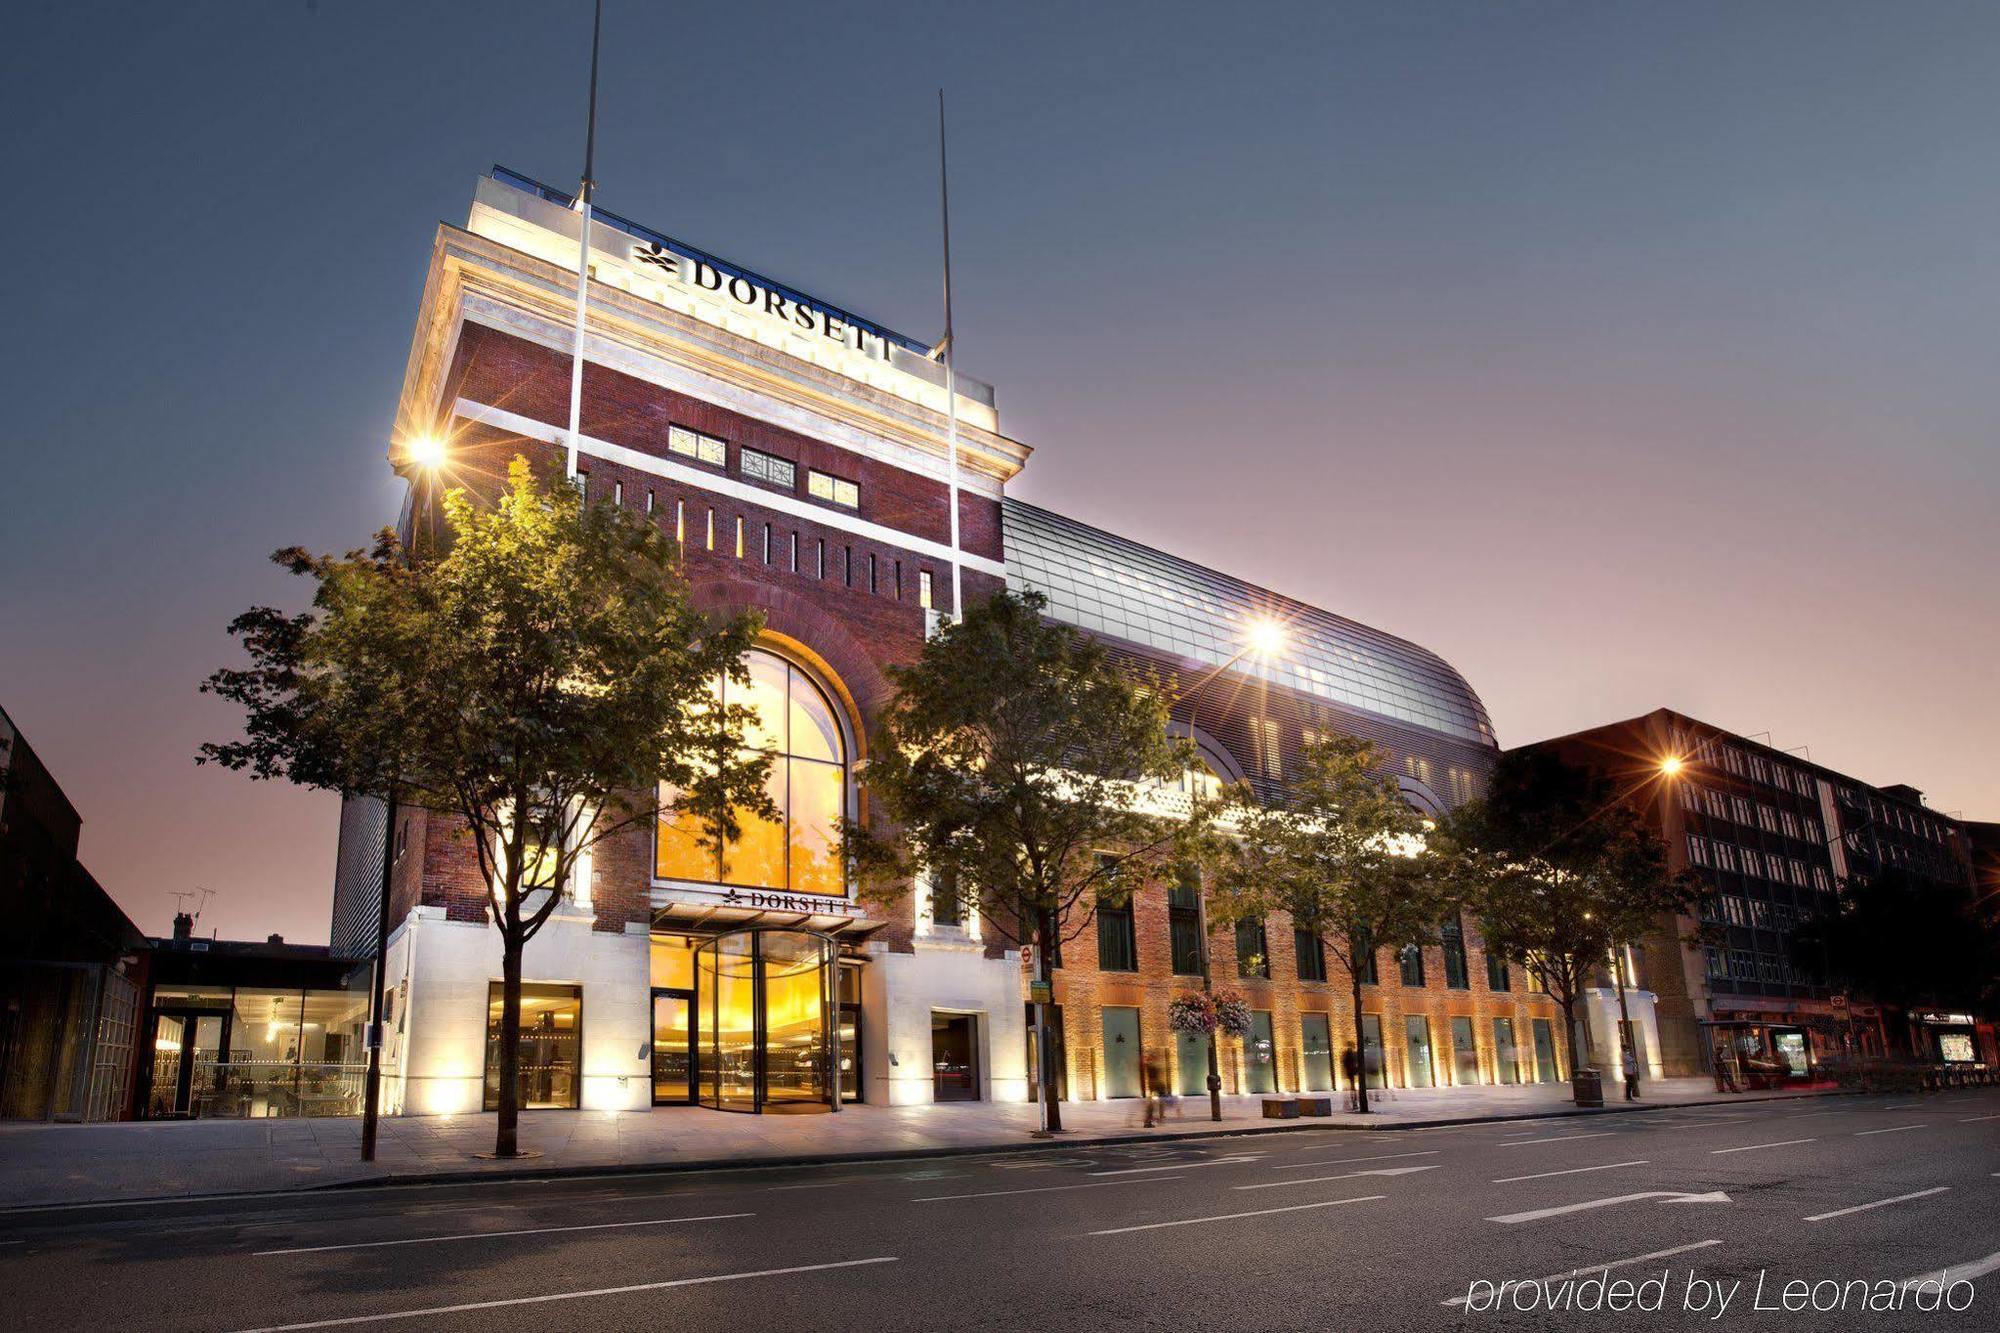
<box><xmin>1350</xmin><ymin>966</ymin><xmax>1370</xmax><ymax>1115</ymax></box>
<box><xmin>1611</xmin><ymin>944</ymin><xmax>1637</xmax><ymax>1093</ymax></box>
<box><xmin>495</xmin><ymin>937</ymin><xmax>523</xmax><ymax>1158</ymax></box>
<box><xmin>1035</xmin><ymin>909</ymin><xmax>1063</xmax><ymax>1133</ymax></box>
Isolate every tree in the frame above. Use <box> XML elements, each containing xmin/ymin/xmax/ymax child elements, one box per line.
<box><xmin>1791</xmin><ymin>867</ymin><xmax>2000</xmax><ymax>1053</ymax></box>
<box><xmin>1447</xmin><ymin>748</ymin><xmax>1699</xmax><ymax>1099</ymax></box>
<box><xmin>201</xmin><ymin>459</ymin><xmax>769</xmax><ymax>1156</ymax></box>
<box><xmin>848</xmin><ymin>589</ymin><xmax>1202</xmax><ymax>1131</ymax></box>
<box><xmin>1208</xmin><ymin>734</ymin><xmax>1456</xmax><ymax>1113</ymax></box>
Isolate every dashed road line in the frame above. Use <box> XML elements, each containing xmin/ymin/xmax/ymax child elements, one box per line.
<box><xmin>1710</xmin><ymin>1138</ymin><xmax>1817</xmax><ymax>1155</ymax></box>
<box><xmin>914</xmin><ymin>1177</ymin><xmax>1183</xmax><ymax>1202</ymax></box>
<box><xmin>1805</xmin><ymin>1187</ymin><xmax>1949</xmax><ymax>1222</ymax></box>
<box><xmin>1855</xmin><ymin>1125</ymin><xmax>1926</xmax><ymax>1137</ymax></box>
<box><xmin>1088</xmin><ymin>1195</ymin><xmax>1384</xmax><ymax>1236</ymax></box>
<box><xmin>254</xmin><ymin>1211</ymin><xmax>752</xmax><ymax>1256</ymax></box>
<box><xmin>1491</xmin><ymin>1160</ymin><xmax>1649</xmax><ymax>1184</ymax></box>
<box><xmin>1496</xmin><ymin>1132</ymin><xmax>1616</xmax><ymax>1147</ymax></box>
<box><xmin>1271</xmin><ymin>1150</ymin><xmax>1440</xmax><ymax>1171</ymax></box>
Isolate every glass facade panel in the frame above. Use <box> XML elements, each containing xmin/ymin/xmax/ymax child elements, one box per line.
<box><xmin>1301</xmin><ymin>1013</ymin><xmax>1333</xmax><ymax>1091</ymax></box>
<box><xmin>695</xmin><ymin>929</ymin><xmax>837</xmax><ymax>1113</ymax></box>
<box><xmin>657</xmin><ymin>650</ymin><xmax>850</xmax><ymax>899</ymax></box>
<box><xmin>1360</xmin><ymin>1014</ymin><xmax>1386</xmax><ymax>1088</ymax></box>
<box><xmin>763</xmin><ymin>934</ymin><xmax>829</xmax><ymax>1107</ymax></box>
<box><xmin>1493</xmin><ymin>1017</ymin><xmax>1520</xmax><ymax>1084</ymax></box>
<box><xmin>1245</xmin><ymin>1011</ymin><xmax>1277</xmax><ymax>1093</ymax></box>
<box><xmin>1450</xmin><ymin>1015</ymin><xmax>1480</xmax><ymax>1086</ymax></box>
<box><xmin>652</xmin><ymin>992</ymin><xmax>692</xmax><ymax>1103</ymax></box>
<box><xmin>1404</xmin><ymin>1015</ymin><xmax>1435</xmax><ymax>1088</ymax></box>
<box><xmin>650</xmin><ymin>933</ymin><xmax>697</xmax><ymax>990</ymax></box>
<box><xmin>1175</xmin><ymin>1028</ymin><xmax>1209</xmax><ymax>1096</ymax></box>
<box><xmin>1101</xmin><ymin>1006</ymin><xmax>1142</xmax><ymax>1098</ymax></box>
<box><xmin>483</xmin><ymin>983</ymin><xmax>581</xmax><ymax>1111</ymax></box>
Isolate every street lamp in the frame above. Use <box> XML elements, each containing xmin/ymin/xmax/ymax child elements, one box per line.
<box><xmin>1178</xmin><ymin>616</ymin><xmax>1288</xmax><ymax>1122</ymax></box>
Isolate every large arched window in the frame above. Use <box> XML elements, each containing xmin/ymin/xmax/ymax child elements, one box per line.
<box><xmin>655</xmin><ymin>648</ymin><xmax>848</xmax><ymax>897</ymax></box>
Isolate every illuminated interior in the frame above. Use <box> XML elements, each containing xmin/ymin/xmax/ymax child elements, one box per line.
<box><xmin>694</xmin><ymin>929</ymin><xmax>838</xmax><ymax>1113</ymax></box>
<box><xmin>656</xmin><ymin>649</ymin><xmax>848</xmax><ymax>897</ymax></box>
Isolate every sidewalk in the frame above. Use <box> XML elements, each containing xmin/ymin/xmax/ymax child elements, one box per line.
<box><xmin>0</xmin><ymin>1077</ymin><xmax>1823</xmax><ymax>1209</ymax></box>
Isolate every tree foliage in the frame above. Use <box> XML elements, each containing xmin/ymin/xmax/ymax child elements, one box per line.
<box><xmin>1208</xmin><ymin>733</ymin><xmax>1457</xmax><ymax>1111</ymax></box>
<box><xmin>201</xmin><ymin>458</ymin><xmax>768</xmax><ymax>1153</ymax></box>
<box><xmin>1792</xmin><ymin>866</ymin><xmax>2000</xmax><ymax>1025</ymax></box>
<box><xmin>849</xmin><ymin>589</ymin><xmax>1204</xmax><ymax>1127</ymax></box>
<box><xmin>1447</xmin><ymin>748</ymin><xmax>1700</xmax><ymax>1083</ymax></box>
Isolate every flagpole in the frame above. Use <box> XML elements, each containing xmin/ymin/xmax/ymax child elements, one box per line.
<box><xmin>565</xmin><ymin>0</ymin><xmax>604</xmax><ymax>480</ymax></box>
<box><xmin>937</xmin><ymin>89</ymin><xmax>964</xmax><ymax>627</ymax></box>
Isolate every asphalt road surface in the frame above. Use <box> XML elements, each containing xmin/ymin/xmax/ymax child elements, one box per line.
<box><xmin>1</xmin><ymin>1089</ymin><xmax>1994</xmax><ymax>1332</ymax></box>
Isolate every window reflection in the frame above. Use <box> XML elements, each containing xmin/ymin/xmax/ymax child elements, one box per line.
<box><xmin>657</xmin><ymin>649</ymin><xmax>849</xmax><ymax>897</ymax></box>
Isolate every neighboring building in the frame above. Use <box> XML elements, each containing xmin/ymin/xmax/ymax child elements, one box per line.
<box><xmin>133</xmin><ymin>913</ymin><xmax>367</xmax><ymax>1119</ymax></box>
<box><xmin>0</xmin><ymin>705</ymin><xmax>147</xmax><ymax>1121</ymax></box>
<box><xmin>1527</xmin><ymin>708</ymin><xmax>1990</xmax><ymax>1081</ymax></box>
<box><xmin>335</xmin><ymin>166</ymin><xmax>1565</xmax><ymax>1119</ymax></box>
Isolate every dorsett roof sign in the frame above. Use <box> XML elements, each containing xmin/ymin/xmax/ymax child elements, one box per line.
<box><xmin>1003</xmin><ymin>499</ymin><xmax>1497</xmax><ymax>747</ymax></box>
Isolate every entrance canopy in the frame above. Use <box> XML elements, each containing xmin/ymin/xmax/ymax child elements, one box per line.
<box><xmin>652</xmin><ymin>897</ymin><xmax>885</xmax><ymax>943</ymax></box>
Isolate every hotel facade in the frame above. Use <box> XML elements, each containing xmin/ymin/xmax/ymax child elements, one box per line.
<box><xmin>330</xmin><ymin>167</ymin><xmax>1572</xmax><ymax>1120</ymax></box>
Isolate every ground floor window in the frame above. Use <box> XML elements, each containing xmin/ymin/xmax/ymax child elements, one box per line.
<box><xmin>1300</xmin><ymin>1013</ymin><xmax>1333</xmax><ymax>1091</ymax></box>
<box><xmin>1243</xmin><ymin>1010</ymin><xmax>1277</xmax><ymax>1093</ymax></box>
<box><xmin>144</xmin><ymin>984</ymin><xmax>369</xmax><ymax>1119</ymax></box>
<box><xmin>1449</xmin><ymin>1015</ymin><xmax>1480</xmax><ymax>1086</ymax></box>
<box><xmin>483</xmin><ymin>982</ymin><xmax>581</xmax><ymax>1111</ymax></box>
<box><xmin>1360</xmin><ymin>1014</ymin><xmax>1386</xmax><ymax>1088</ymax></box>
<box><xmin>1101</xmin><ymin>1006</ymin><xmax>1142</xmax><ymax>1098</ymax></box>
<box><xmin>933</xmin><ymin>1012</ymin><xmax>981</xmax><ymax>1100</ymax></box>
<box><xmin>1493</xmin><ymin>1017</ymin><xmax>1520</xmax><ymax>1084</ymax></box>
<box><xmin>1404</xmin><ymin>1015</ymin><xmax>1435</xmax><ymax>1088</ymax></box>
<box><xmin>1531</xmin><ymin>1017</ymin><xmax>1561</xmax><ymax>1082</ymax></box>
<box><xmin>1175</xmin><ymin>1027</ymin><xmax>1209</xmax><ymax>1096</ymax></box>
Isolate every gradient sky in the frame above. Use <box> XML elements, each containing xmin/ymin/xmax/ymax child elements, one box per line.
<box><xmin>3</xmin><ymin>2</ymin><xmax>1995</xmax><ymax>945</ymax></box>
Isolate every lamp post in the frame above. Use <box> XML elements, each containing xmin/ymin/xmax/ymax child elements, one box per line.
<box><xmin>1174</xmin><ymin>616</ymin><xmax>1286</xmax><ymax>1123</ymax></box>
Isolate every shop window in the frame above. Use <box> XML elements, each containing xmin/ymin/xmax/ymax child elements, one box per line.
<box><xmin>483</xmin><ymin>982</ymin><xmax>581</xmax><ymax>1111</ymax></box>
<box><xmin>655</xmin><ymin>649</ymin><xmax>848</xmax><ymax>897</ymax></box>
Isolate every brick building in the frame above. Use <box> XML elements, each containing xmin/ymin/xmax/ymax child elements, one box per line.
<box><xmin>332</xmin><ymin>167</ymin><xmax>1567</xmax><ymax>1118</ymax></box>
<box><xmin>1525</xmin><ymin>708</ymin><xmax>1993</xmax><ymax>1081</ymax></box>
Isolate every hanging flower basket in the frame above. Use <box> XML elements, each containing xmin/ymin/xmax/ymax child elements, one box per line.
<box><xmin>1168</xmin><ymin>990</ymin><xmax>1255</xmax><ymax>1038</ymax></box>
<box><xmin>1168</xmin><ymin>992</ymin><xmax>1218</xmax><ymax>1035</ymax></box>
<box><xmin>1211</xmin><ymin>989</ymin><xmax>1254</xmax><ymax>1038</ymax></box>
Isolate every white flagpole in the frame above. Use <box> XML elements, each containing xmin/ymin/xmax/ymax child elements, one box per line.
<box><xmin>565</xmin><ymin>0</ymin><xmax>604</xmax><ymax>480</ymax></box>
<box><xmin>938</xmin><ymin>89</ymin><xmax>963</xmax><ymax>626</ymax></box>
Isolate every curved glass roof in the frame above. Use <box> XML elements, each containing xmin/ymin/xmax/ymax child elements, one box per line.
<box><xmin>1002</xmin><ymin>499</ymin><xmax>1496</xmax><ymax>747</ymax></box>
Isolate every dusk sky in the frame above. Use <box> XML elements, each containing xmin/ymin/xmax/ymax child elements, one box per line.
<box><xmin>3</xmin><ymin>1</ymin><xmax>1995</xmax><ymax>945</ymax></box>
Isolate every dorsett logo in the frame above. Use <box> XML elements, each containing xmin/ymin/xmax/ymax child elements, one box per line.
<box><xmin>721</xmin><ymin>888</ymin><xmax>860</xmax><ymax>915</ymax></box>
<box><xmin>631</xmin><ymin>241</ymin><xmax>895</xmax><ymax>361</ymax></box>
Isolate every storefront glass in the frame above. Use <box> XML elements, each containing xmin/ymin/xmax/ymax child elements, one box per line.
<box><xmin>1300</xmin><ymin>1013</ymin><xmax>1333</xmax><ymax>1091</ymax></box>
<box><xmin>143</xmin><ymin>985</ymin><xmax>367</xmax><ymax>1119</ymax></box>
<box><xmin>1449</xmin><ymin>1016</ymin><xmax>1480</xmax><ymax>1086</ymax></box>
<box><xmin>1244</xmin><ymin>1011</ymin><xmax>1277</xmax><ymax>1094</ymax></box>
<box><xmin>483</xmin><ymin>982</ymin><xmax>581</xmax><ymax>1111</ymax></box>
<box><xmin>695</xmin><ymin>929</ymin><xmax>837</xmax><ymax>1113</ymax></box>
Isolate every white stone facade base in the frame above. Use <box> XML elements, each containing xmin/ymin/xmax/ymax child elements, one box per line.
<box><xmin>386</xmin><ymin>905</ymin><xmax>650</xmax><ymax>1117</ymax></box>
<box><xmin>1580</xmin><ymin>986</ymin><xmax>1663</xmax><ymax>1079</ymax></box>
<box><xmin>862</xmin><ymin>936</ymin><xmax>1028</xmax><ymax>1106</ymax></box>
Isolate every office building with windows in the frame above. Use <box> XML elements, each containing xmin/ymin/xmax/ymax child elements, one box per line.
<box><xmin>1526</xmin><ymin>708</ymin><xmax>1990</xmax><ymax>1081</ymax></box>
<box><xmin>330</xmin><ymin>166</ymin><xmax>1567</xmax><ymax>1120</ymax></box>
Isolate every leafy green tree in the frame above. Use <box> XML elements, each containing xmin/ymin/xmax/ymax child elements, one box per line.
<box><xmin>848</xmin><ymin>590</ymin><xmax>1202</xmax><ymax>1131</ymax></box>
<box><xmin>201</xmin><ymin>459</ymin><xmax>769</xmax><ymax>1156</ymax></box>
<box><xmin>1209</xmin><ymin>734</ymin><xmax>1457</xmax><ymax>1113</ymax></box>
<box><xmin>1791</xmin><ymin>867</ymin><xmax>2000</xmax><ymax>1051</ymax></box>
<box><xmin>1447</xmin><ymin>748</ymin><xmax>1699</xmax><ymax>1099</ymax></box>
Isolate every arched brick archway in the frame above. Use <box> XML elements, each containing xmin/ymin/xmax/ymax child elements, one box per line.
<box><xmin>688</xmin><ymin>578</ymin><xmax>897</xmax><ymax>759</ymax></box>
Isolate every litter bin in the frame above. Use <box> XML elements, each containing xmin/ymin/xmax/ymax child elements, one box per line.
<box><xmin>1572</xmin><ymin>1068</ymin><xmax>1604</xmax><ymax>1108</ymax></box>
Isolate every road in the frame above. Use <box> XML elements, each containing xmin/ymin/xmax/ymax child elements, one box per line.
<box><xmin>0</xmin><ymin>1089</ymin><xmax>1994</xmax><ymax>1332</ymax></box>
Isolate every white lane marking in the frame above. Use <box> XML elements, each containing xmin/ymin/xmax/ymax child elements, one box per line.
<box><xmin>1710</xmin><ymin>1138</ymin><xmax>1818</xmax><ymax>1155</ymax></box>
<box><xmin>1088</xmin><ymin>1195</ymin><xmax>1384</xmax><ymax>1236</ymax></box>
<box><xmin>1487</xmin><ymin>1190</ymin><xmax>1731</xmax><ymax>1224</ymax></box>
<box><xmin>1901</xmin><ymin>1250</ymin><xmax>2000</xmax><ymax>1290</ymax></box>
<box><xmin>914</xmin><ymin>1177</ymin><xmax>1183</xmax><ymax>1202</ymax></box>
<box><xmin>1959</xmin><ymin>1114</ymin><xmax>2000</xmax><ymax>1123</ymax></box>
<box><xmin>1440</xmin><ymin>1241</ymin><xmax>1724</xmax><ymax>1307</ymax></box>
<box><xmin>1271</xmin><ymin>1150</ymin><xmax>1440</xmax><ymax>1171</ymax></box>
<box><xmin>1491</xmin><ymin>1160</ymin><xmax>1650</xmax><ymax>1184</ymax></box>
<box><xmin>1856</xmin><ymin>1125</ymin><xmax>1926</xmax><ymax>1136</ymax></box>
<box><xmin>1089</xmin><ymin>1153</ymin><xmax>1261</xmax><ymax>1177</ymax></box>
<box><xmin>225</xmin><ymin>1256</ymin><xmax>900</xmax><ymax>1331</ymax></box>
<box><xmin>1496</xmin><ymin>1132</ymin><xmax>1616</xmax><ymax>1147</ymax></box>
<box><xmin>253</xmin><ymin>1211</ymin><xmax>752</xmax><ymax>1256</ymax></box>
<box><xmin>1235</xmin><ymin>1165</ymin><xmax>1440</xmax><ymax>1191</ymax></box>
<box><xmin>1805</xmin><ymin>1187</ymin><xmax>1950</xmax><ymax>1222</ymax></box>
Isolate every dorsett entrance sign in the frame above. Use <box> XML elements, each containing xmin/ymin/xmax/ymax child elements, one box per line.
<box><xmin>491</xmin><ymin>166</ymin><xmax>926</xmax><ymax>365</ymax></box>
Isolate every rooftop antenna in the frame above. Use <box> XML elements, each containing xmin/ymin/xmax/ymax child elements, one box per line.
<box><xmin>935</xmin><ymin>88</ymin><xmax>963</xmax><ymax>627</ymax></box>
<box><xmin>564</xmin><ymin>0</ymin><xmax>604</xmax><ymax>479</ymax></box>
